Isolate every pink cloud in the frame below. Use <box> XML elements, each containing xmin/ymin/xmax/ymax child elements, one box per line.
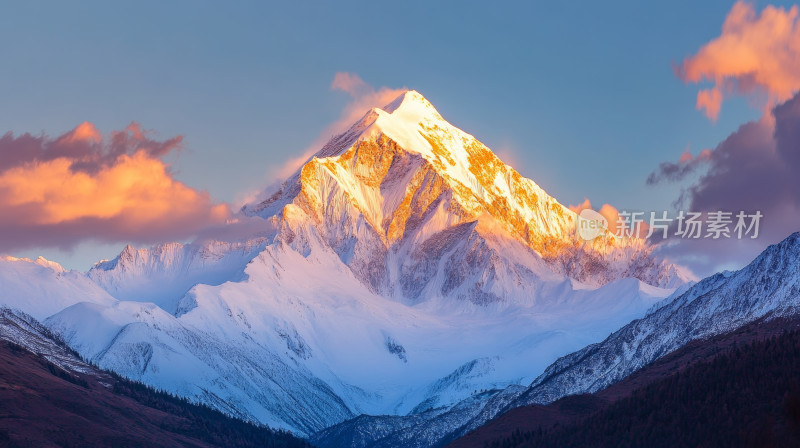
<box><xmin>330</xmin><ymin>72</ymin><xmax>368</xmax><ymax>96</ymax></box>
<box><xmin>678</xmin><ymin>1</ymin><xmax>800</xmax><ymax>120</ymax></box>
<box><xmin>678</xmin><ymin>147</ymin><xmax>693</xmax><ymax>163</ymax></box>
<box><xmin>0</xmin><ymin>123</ymin><xmax>230</xmax><ymax>253</ymax></box>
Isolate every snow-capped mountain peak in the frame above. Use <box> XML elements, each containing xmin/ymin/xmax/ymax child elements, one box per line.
<box><xmin>380</xmin><ymin>89</ymin><xmax>443</xmax><ymax>119</ymax></box>
<box><xmin>244</xmin><ymin>90</ymin><xmax>689</xmax><ymax>290</ymax></box>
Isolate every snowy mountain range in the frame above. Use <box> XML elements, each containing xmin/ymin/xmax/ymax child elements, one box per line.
<box><xmin>0</xmin><ymin>91</ymin><xmax>696</xmax><ymax>440</ymax></box>
<box><xmin>311</xmin><ymin>232</ymin><xmax>800</xmax><ymax>448</ymax></box>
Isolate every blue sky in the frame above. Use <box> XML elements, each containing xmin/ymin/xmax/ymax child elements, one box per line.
<box><xmin>1</xmin><ymin>0</ymin><xmax>793</xmax><ymax>270</ymax></box>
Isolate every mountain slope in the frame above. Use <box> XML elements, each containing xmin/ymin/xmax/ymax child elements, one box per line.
<box><xmin>450</xmin><ymin>317</ymin><xmax>800</xmax><ymax>448</ymax></box>
<box><xmin>0</xmin><ymin>308</ymin><xmax>311</xmax><ymax>448</ymax></box>
<box><xmin>89</xmin><ymin>239</ymin><xmax>268</xmax><ymax>314</ymax></box>
<box><xmin>449</xmin><ymin>316</ymin><xmax>800</xmax><ymax>448</ymax></box>
<box><xmin>47</xmin><ymin>234</ymin><xmax>671</xmax><ymax>436</ymax></box>
<box><xmin>315</xmin><ymin>231</ymin><xmax>800</xmax><ymax>448</ymax></box>
<box><xmin>514</xmin><ymin>231</ymin><xmax>800</xmax><ymax>407</ymax></box>
<box><xmin>0</xmin><ymin>256</ymin><xmax>116</xmax><ymax>320</ymax></box>
<box><xmin>418</xmin><ymin>231</ymin><xmax>800</xmax><ymax>446</ymax></box>
<box><xmin>46</xmin><ymin>294</ymin><xmax>356</xmax><ymax>436</ymax></box>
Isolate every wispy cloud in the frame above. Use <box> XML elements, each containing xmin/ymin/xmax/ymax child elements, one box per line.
<box><xmin>647</xmin><ymin>146</ymin><xmax>712</xmax><ymax>185</ymax></box>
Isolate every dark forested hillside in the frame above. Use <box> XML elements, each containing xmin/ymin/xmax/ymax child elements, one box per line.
<box><xmin>0</xmin><ymin>339</ymin><xmax>312</xmax><ymax>448</ymax></box>
<box><xmin>451</xmin><ymin>317</ymin><xmax>800</xmax><ymax>448</ymax></box>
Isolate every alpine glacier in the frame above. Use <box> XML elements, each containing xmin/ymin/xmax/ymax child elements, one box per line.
<box><xmin>0</xmin><ymin>91</ymin><xmax>691</xmax><ymax>438</ymax></box>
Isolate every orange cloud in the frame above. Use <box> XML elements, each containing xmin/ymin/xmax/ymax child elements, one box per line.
<box><xmin>63</xmin><ymin>121</ymin><xmax>102</xmax><ymax>144</ymax></box>
<box><xmin>596</xmin><ymin>204</ymin><xmax>651</xmax><ymax>239</ymax></box>
<box><xmin>568</xmin><ymin>198</ymin><xmax>592</xmax><ymax>214</ymax></box>
<box><xmin>696</xmin><ymin>87</ymin><xmax>723</xmax><ymax>121</ymax></box>
<box><xmin>598</xmin><ymin>203</ymin><xmax>620</xmax><ymax>234</ymax></box>
<box><xmin>678</xmin><ymin>1</ymin><xmax>800</xmax><ymax>120</ymax></box>
<box><xmin>0</xmin><ymin>123</ymin><xmax>230</xmax><ymax>252</ymax></box>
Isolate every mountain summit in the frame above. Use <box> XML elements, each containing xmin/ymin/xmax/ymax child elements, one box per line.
<box><xmin>244</xmin><ymin>90</ymin><xmax>689</xmax><ymax>297</ymax></box>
